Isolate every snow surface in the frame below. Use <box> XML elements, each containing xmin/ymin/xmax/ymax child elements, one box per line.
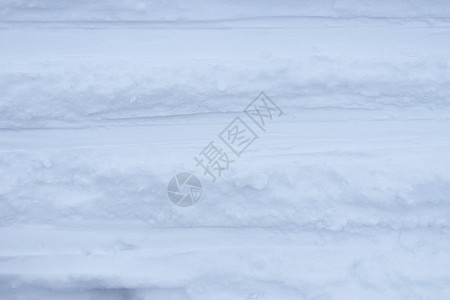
<box><xmin>1</xmin><ymin>1</ymin><xmax>450</xmax><ymax>299</ymax></box>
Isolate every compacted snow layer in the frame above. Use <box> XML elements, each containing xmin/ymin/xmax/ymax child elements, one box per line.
<box><xmin>2</xmin><ymin>0</ymin><xmax>450</xmax><ymax>21</ymax></box>
<box><xmin>1</xmin><ymin>1</ymin><xmax>450</xmax><ymax>299</ymax></box>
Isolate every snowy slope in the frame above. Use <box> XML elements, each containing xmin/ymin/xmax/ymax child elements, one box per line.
<box><xmin>1</xmin><ymin>1</ymin><xmax>450</xmax><ymax>300</ymax></box>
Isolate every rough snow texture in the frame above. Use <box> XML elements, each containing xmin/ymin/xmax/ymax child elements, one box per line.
<box><xmin>1</xmin><ymin>1</ymin><xmax>450</xmax><ymax>300</ymax></box>
<box><xmin>2</xmin><ymin>0</ymin><xmax>450</xmax><ymax>20</ymax></box>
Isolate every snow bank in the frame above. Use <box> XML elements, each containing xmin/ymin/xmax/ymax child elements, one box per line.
<box><xmin>1</xmin><ymin>24</ymin><xmax>450</xmax><ymax>129</ymax></box>
<box><xmin>1</xmin><ymin>1</ymin><xmax>450</xmax><ymax>299</ymax></box>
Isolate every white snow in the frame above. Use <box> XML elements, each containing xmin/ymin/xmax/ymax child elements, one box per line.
<box><xmin>1</xmin><ymin>1</ymin><xmax>450</xmax><ymax>299</ymax></box>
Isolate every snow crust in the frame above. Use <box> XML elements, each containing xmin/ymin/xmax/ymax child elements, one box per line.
<box><xmin>1</xmin><ymin>1</ymin><xmax>450</xmax><ymax>299</ymax></box>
